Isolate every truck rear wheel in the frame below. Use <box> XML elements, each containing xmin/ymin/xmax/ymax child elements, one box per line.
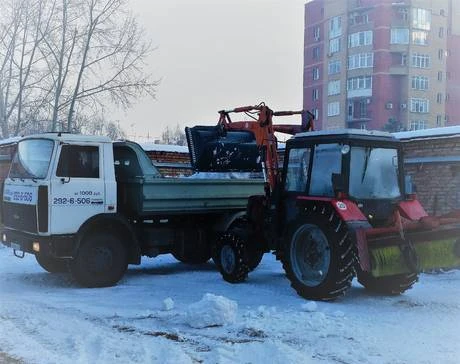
<box><xmin>357</xmin><ymin>271</ymin><xmax>418</xmax><ymax>295</ymax></box>
<box><xmin>215</xmin><ymin>230</ymin><xmax>250</xmax><ymax>283</ymax></box>
<box><xmin>69</xmin><ymin>232</ymin><xmax>128</xmax><ymax>288</ymax></box>
<box><xmin>35</xmin><ymin>253</ymin><xmax>68</xmax><ymax>273</ymax></box>
<box><xmin>282</xmin><ymin>212</ymin><xmax>355</xmax><ymax>301</ymax></box>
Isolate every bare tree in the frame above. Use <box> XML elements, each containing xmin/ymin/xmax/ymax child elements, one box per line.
<box><xmin>0</xmin><ymin>0</ymin><xmax>157</xmax><ymax>137</ymax></box>
<box><xmin>161</xmin><ymin>123</ymin><xmax>186</xmax><ymax>146</ymax></box>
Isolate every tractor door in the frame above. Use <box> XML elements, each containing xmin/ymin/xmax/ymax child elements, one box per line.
<box><xmin>280</xmin><ymin>143</ymin><xmax>343</xmax><ymax>227</ymax></box>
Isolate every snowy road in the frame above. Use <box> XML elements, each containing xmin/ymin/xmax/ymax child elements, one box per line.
<box><xmin>1</xmin><ymin>246</ymin><xmax>459</xmax><ymax>364</ymax></box>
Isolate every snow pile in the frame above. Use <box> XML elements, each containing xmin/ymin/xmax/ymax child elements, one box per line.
<box><xmin>162</xmin><ymin>297</ymin><xmax>174</xmax><ymax>311</ymax></box>
<box><xmin>185</xmin><ymin>293</ymin><xmax>237</xmax><ymax>328</ymax></box>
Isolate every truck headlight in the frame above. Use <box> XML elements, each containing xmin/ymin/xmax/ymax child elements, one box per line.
<box><xmin>2</xmin><ymin>233</ymin><xmax>6</xmax><ymax>242</ymax></box>
<box><xmin>32</xmin><ymin>242</ymin><xmax>40</xmax><ymax>252</ymax></box>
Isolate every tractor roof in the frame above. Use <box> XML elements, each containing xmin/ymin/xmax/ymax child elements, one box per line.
<box><xmin>290</xmin><ymin>128</ymin><xmax>398</xmax><ymax>145</ymax></box>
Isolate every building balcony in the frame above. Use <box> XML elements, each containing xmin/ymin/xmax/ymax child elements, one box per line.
<box><xmin>389</xmin><ymin>65</ymin><xmax>409</xmax><ymax>75</ymax></box>
<box><xmin>347</xmin><ymin>113</ymin><xmax>372</xmax><ymax>123</ymax></box>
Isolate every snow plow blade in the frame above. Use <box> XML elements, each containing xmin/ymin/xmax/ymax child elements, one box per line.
<box><xmin>367</xmin><ymin>225</ymin><xmax>460</xmax><ymax>277</ymax></box>
<box><xmin>185</xmin><ymin>125</ymin><xmax>262</xmax><ymax>172</ymax></box>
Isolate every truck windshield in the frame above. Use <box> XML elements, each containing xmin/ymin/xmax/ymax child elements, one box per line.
<box><xmin>9</xmin><ymin>139</ymin><xmax>54</xmax><ymax>179</ymax></box>
<box><xmin>349</xmin><ymin>146</ymin><xmax>401</xmax><ymax>200</ymax></box>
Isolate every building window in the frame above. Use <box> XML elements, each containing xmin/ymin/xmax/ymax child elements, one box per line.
<box><xmin>398</xmin><ymin>8</ymin><xmax>409</xmax><ymax>21</ymax></box>
<box><xmin>391</xmin><ymin>28</ymin><xmax>409</xmax><ymax>44</ymax></box>
<box><xmin>347</xmin><ymin>76</ymin><xmax>372</xmax><ymax>91</ymax></box>
<box><xmin>437</xmin><ymin>93</ymin><xmax>443</xmax><ymax>104</ymax></box>
<box><xmin>312</xmin><ymin>88</ymin><xmax>319</xmax><ymax>101</ymax></box>
<box><xmin>348</xmin><ymin>31</ymin><xmax>373</xmax><ymax>48</ymax></box>
<box><xmin>349</xmin><ymin>12</ymin><xmax>369</xmax><ymax>26</ymax></box>
<box><xmin>313</xmin><ymin>46</ymin><xmax>320</xmax><ymax>60</ymax></box>
<box><xmin>438</xmin><ymin>71</ymin><xmax>443</xmax><ymax>81</ymax></box>
<box><xmin>445</xmin><ymin>115</ymin><xmax>449</xmax><ymax>125</ymax></box>
<box><xmin>348</xmin><ymin>52</ymin><xmax>373</xmax><ymax>70</ymax></box>
<box><xmin>411</xmin><ymin>53</ymin><xmax>430</xmax><ymax>68</ymax></box>
<box><xmin>312</xmin><ymin>67</ymin><xmax>320</xmax><ymax>81</ymax></box>
<box><xmin>401</xmin><ymin>53</ymin><xmax>407</xmax><ymax>65</ymax></box>
<box><xmin>412</xmin><ymin>8</ymin><xmax>431</xmax><ymax>31</ymax></box>
<box><xmin>327</xmin><ymin>102</ymin><xmax>340</xmax><ymax>117</ymax></box>
<box><xmin>436</xmin><ymin>115</ymin><xmax>442</xmax><ymax>126</ymax></box>
<box><xmin>312</xmin><ymin>108</ymin><xmax>319</xmax><ymax>120</ymax></box>
<box><xmin>328</xmin><ymin>60</ymin><xmax>341</xmax><ymax>75</ymax></box>
<box><xmin>412</xmin><ymin>30</ymin><xmax>428</xmax><ymax>45</ymax></box>
<box><xmin>409</xmin><ymin>120</ymin><xmax>426</xmax><ymax>130</ymax></box>
<box><xmin>440</xmin><ymin>9</ymin><xmax>445</xmax><ymax>17</ymax></box>
<box><xmin>314</xmin><ymin>26</ymin><xmax>321</xmax><ymax>41</ymax></box>
<box><xmin>329</xmin><ymin>37</ymin><xmax>341</xmax><ymax>54</ymax></box>
<box><xmin>445</xmin><ymin>93</ymin><xmax>450</xmax><ymax>103</ymax></box>
<box><xmin>327</xmin><ymin>80</ymin><xmax>341</xmax><ymax>96</ymax></box>
<box><xmin>330</xmin><ymin>16</ymin><xmax>342</xmax><ymax>39</ymax></box>
<box><xmin>411</xmin><ymin>76</ymin><xmax>429</xmax><ymax>90</ymax></box>
<box><xmin>410</xmin><ymin>98</ymin><xmax>429</xmax><ymax>113</ymax></box>
<box><xmin>438</xmin><ymin>49</ymin><xmax>444</xmax><ymax>60</ymax></box>
<box><xmin>439</xmin><ymin>27</ymin><xmax>444</xmax><ymax>38</ymax></box>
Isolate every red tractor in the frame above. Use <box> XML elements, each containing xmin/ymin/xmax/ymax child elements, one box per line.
<box><xmin>186</xmin><ymin>104</ymin><xmax>460</xmax><ymax>300</ymax></box>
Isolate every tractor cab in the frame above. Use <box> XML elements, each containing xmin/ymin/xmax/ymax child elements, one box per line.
<box><xmin>282</xmin><ymin>129</ymin><xmax>404</xmax><ymax>227</ymax></box>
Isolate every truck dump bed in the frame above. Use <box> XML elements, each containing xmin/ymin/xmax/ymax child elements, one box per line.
<box><xmin>113</xmin><ymin>141</ymin><xmax>264</xmax><ymax>216</ymax></box>
<box><xmin>119</xmin><ymin>176</ymin><xmax>264</xmax><ymax>215</ymax></box>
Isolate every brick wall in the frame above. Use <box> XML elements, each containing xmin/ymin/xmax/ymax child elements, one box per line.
<box><xmin>145</xmin><ymin>150</ymin><xmax>192</xmax><ymax>177</ymax></box>
<box><xmin>401</xmin><ymin>136</ymin><xmax>460</xmax><ymax>216</ymax></box>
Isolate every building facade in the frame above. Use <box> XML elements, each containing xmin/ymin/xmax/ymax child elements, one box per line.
<box><xmin>304</xmin><ymin>0</ymin><xmax>460</xmax><ymax>131</ymax></box>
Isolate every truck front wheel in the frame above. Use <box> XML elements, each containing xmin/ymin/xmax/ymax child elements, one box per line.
<box><xmin>215</xmin><ymin>230</ymin><xmax>250</xmax><ymax>283</ymax></box>
<box><xmin>282</xmin><ymin>213</ymin><xmax>355</xmax><ymax>301</ymax></box>
<box><xmin>35</xmin><ymin>253</ymin><xmax>68</xmax><ymax>273</ymax></box>
<box><xmin>69</xmin><ymin>232</ymin><xmax>128</xmax><ymax>288</ymax></box>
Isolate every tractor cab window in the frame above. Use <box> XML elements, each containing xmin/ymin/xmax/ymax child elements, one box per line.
<box><xmin>285</xmin><ymin>147</ymin><xmax>311</xmax><ymax>192</ymax></box>
<box><xmin>309</xmin><ymin>143</ymin><xmax>342</xmax><ymax>197</ymax></box>
<box><xmin>349</xmin><ymin>147</ymin><xmax>401</xmax><ymax>200</ymax></box>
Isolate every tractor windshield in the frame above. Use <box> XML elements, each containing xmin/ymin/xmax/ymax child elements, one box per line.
<box><xmin>9</xmin><ymin>139</ymin><xmax>54</xmax><ymax>179</ymax></box>
<box><xmin>349</xmin><ymin>146</ymin><xmax>401</xmax><ymax>200</ymax></box>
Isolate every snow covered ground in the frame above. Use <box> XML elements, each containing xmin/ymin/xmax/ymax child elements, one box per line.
<box><xmin>0</xmin><ymin>245</ymin><xmax>459</xmax><ymax>364</ymax></box>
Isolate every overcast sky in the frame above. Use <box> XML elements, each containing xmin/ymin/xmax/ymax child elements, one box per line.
<box><xmin>119</xmin><ymin>0</ymin><xmax>307</xmax><ymax>140</ymax></box>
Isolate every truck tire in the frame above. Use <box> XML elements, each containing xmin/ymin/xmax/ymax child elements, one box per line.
<box><xmin>215</xmin><ymin>230</ymin><xmax>250</xmax><ymax>283</ymax></box>
<box><xmin>282</xmin><ymin>211</ymin><xmax>355</xmax><ymax>301</ymax></box>
<box><xmin>357</xmin><ymin>270</ymin><xmax>418</xmax><ymax>295</ymax></box>
<box><xmin>69</xmin><ymin>232</ymin><xmax>128</xmax><ymax>288</ymax></box>
<box><xmin>35</xmin><ymin>253</ymin><xmax>68</xmax><ymax>273</ymax></box>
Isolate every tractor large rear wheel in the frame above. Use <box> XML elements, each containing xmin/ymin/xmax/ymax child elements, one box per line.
<box><xmin>357</xmin><ymin>270</ymin><xmax>418</xmax><ymax>295</ymax></box>
<box><xmin>282</xmin><ymin>211</ymin><xmax>355</xmax><ymax>301</ymax></box>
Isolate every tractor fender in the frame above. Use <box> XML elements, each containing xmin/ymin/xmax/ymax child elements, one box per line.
<box><xmin>75</xmin><ymin>213</ymin><xmax>141</xmax><ymax>265</ymax></box>
<box><xmin>297</xmin><ymin>196</ymin><xmax>367</xmax><ymax>222</ymax></box>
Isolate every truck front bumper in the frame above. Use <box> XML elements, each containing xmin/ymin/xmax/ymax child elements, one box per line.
<box><xmin>1</xmin><ymin>228</ymin><xmax>75</xmax><ymax>258</ymax></box>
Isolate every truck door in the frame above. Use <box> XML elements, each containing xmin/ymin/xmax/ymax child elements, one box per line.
<box><xmin>50</xmin><ymin>143</ymin><xmax>106</xmax><ymax>234</ymax></box>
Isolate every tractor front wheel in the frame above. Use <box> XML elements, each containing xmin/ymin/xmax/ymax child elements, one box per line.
<box><xmin>282</xmin><ymin>212</ymin><xmax>355</xmax><ymax>301</ymax></box>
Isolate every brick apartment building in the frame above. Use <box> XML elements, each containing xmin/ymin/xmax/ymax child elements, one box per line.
<box><xmin>304</xmin><ymin>0</ymin><xmax>460</xmax><ymax>131</ymax></box>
